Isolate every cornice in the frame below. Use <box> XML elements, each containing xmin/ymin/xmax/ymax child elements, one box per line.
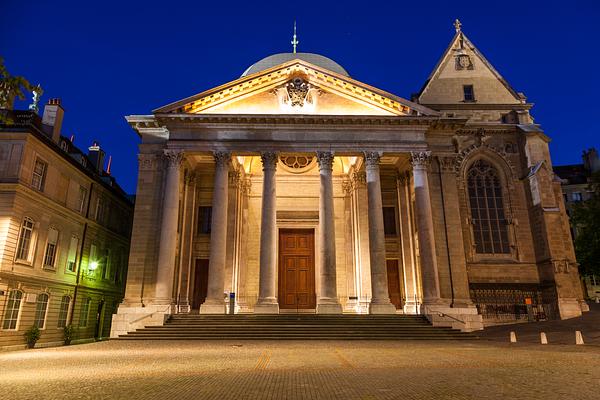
<box><xmin>153</xmin><ymin>113</ymin><xmax>440</xmax><ymax>127</ymax></box>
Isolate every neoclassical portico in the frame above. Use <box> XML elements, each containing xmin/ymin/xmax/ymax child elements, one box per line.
<box><xmin>150</xmin><ymin>144</ymin><xmax>440</xmax><ymax>316</ymax></box>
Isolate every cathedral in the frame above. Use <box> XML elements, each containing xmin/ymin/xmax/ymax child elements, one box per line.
<box><xmin>111</xmin><ymin>21</ymin><xmax>587</xmax><ymax>336</ymax></box>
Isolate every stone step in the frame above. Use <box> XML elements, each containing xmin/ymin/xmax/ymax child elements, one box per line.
<box><xmin>116</xmin><ymin>314</ymin><xmax>475</xmax><ymax>340</ymax></box>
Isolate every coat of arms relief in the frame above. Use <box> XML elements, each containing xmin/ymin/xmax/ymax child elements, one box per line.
<box><xmin>272</xmin><ymin>77</ymin><xmax>322</xmax><ymax>112</ymax></box>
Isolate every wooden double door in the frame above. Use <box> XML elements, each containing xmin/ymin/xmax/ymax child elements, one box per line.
<box><xmin>278</xmin><ymin>229</ymin><xmax>316</xmax><ymax>310</ymax></box>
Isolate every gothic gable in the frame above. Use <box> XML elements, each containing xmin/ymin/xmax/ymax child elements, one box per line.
<box><xmin>417</xmin><ymin>26</ymin><xmax>523</xmax><ymax>106</ymax></box>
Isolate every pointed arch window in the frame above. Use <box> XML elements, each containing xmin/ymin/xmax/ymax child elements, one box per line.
<box><xmin>467</xmin><ymin>160</ymin><xmax>510</xmax><ymax>254</ymax></box>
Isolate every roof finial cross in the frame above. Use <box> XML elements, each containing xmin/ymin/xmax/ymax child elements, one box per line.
<box><xmin>454</xmin><ymin>18</ymin><xmax>462</xmax><ymax>33</ymax></box>
<box><xmin>291</xmin><ymin>20</ymin><xmax>299</xmax><ymax>54</ymax></box>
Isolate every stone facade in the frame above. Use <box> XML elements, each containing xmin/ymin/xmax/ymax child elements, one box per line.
<box><xmin>0</xmin><ymin>102</ymin><xmax>133</xmax><ymax>350</ymax></box>
<box><xmin>112</xmin><ymin>22</ymin><xmax>587</xmax><ymax>335</ymax></box>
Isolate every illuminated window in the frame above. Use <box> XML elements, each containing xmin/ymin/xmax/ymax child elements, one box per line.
<box><xmin>66</xmin><ymin>236</ymin><xmax>79</xmax><ymax>272</ymax></box>
<box><xmin>572</xmin><ymin>192</ymin><xmax>583</xmax><ymax>202</ymax></box>
<box><xmin>463</xmin><ymin>85</ymin><xmax>475</xmax><ymax>102</ymax></box>
<box><xmin>57</xmin><ymin>295</ymin><xmax>71</xmax><ymax>328</ymax></box>
<box><xmin>34</xmin><ymin>293</ymin><xmax>49</xmax><ymax>329</ymax></box>
<box><xmin>79</xmin><ymin>298</ymin><xmax>91</xmax><ymax>327</ymax></box>
<box><xmin>43</xmin><ymin>227</ymin><xmax>59</xmax><ymax>268</ymax></box>
<box><xmin>467</xmin><ymin>160</ymin><xmax>510</xmax><ymax>254</ymax></box>
<box><xmin>89</xmin><ymin>243</ymin><xmax>98</xmax><ymax>273</ymax></box>
<box><xmin>16</xmin><ymin>217</ymin><xmax>35</xmax><ymax>262</ymax></box>
<box><xmin>2</xmin><ymin>290</ymin><xmax>23</xmax><ymax>330</ymax></box>
<box><xmin>32</xmin><ymin>158</ymin><xmax>47</xmax><ymax>191</ymax></box>
<box><xmin>197</xmin><ymin>206</ymin><xmax>212</xmax><ymax>234</ymax></box>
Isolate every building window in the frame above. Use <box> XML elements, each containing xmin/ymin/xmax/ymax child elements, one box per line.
<box><xmin>463</xmin><ymin>85</ymin><xmax>475</xmax><ymax>102</ymax></box>
<box><xmin>102</xmin><ymin>248</ymin><xmax>111</xmax><ymax>280</ymax></box>
<box><xmin>467</xmin><ymin>160</ymin><xmax>510</xmax><ymax>254</ymax></box>
<box><xmin>34</xmin><ymin>293</ymin><xmax>49</xmax><ymax>329</ymax></box>
<box><xmin>31</xmin><ymin>158</ymin><xmax>47</xmax><ymax>191</ymax></box>
<box><xmin>16</xmin><ymin>217</ymin><xmax>35</xmax><ymax>262</ymax></box>
<box><xmin>66</xmin><ymin>236</ymin><xmax>79</xmax><ymax>272</ymax></box>
<box><xmin>383</xmin><ymin>207</ymin><xmax>397</xmax><ymax>236</ymax></box>
<box><xmin>197</xmin><ymin>206</ymin><xmax>212</xmax><ymax>234</ymax></box>
<box><xmin>79</xmin><ymin>298</ymin><xmax>91</xmax><ymax>327</ymax></box>
<box><xmin>2</xmin><ymin>290</ymin><xmax>23</xmax><ymax>330</ymax></box>
<box><xmin>89</xmin><ymin>244</ymin><xmax>98</xmax><ymax>273</ymax></box>
<box><xmin>78</xmin><ymin>186</ymin><xmax>87</xmax><ymax>213</ymax></box>
<box><xmin>94</xmin><ymin>197</ymin><xmax>105</xmax><ymax>222</ymax></box>
<box><xmin>572</xmin><ymin>192</ymin><xmax>583</xmax><ymax>202</ymax></box>
<box><xmin>57</xmin><ymin>295</ymin><xmax>71</xmax><ymax>328</ymax></box>
<box><xmin>43</xmin><ymin>227</ymin><xmax>59</xmax><ymax>268</ymax></box>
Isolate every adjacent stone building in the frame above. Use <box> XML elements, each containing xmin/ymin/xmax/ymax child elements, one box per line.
<box><xmin>0</xmin><ymin>101</ymin><xmax>134</xmax><ymax>350</ymax></box>
<box><xmin>112</xmin><ymin>21</ymin><xmax>587</xmax><ymax>336</ymax></box>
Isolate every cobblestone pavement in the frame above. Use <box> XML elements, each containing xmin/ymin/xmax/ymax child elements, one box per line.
<box><xmin>1</xmin><ymin>340</ymin><xmax>599</xmax><ymax>400</ymax></box>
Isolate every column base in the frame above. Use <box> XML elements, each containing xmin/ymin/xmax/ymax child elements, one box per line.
<box><xmin>110</xmin><ymin>305</ymin><xmax>171</xmax><ymax>338</ymax></box>
<box><xmin>403</xmin><ymin>301</ymin><xmax>421</xmax><ymax>315</ymax></box>
<box><xmin>557</xmin><ymin>298</ymin><xmax>583</xmax><ymax>319</ymax></box>
<box><xmin>316</xmin><ymin>302</ymin><xmax>343</xmax><ymax>314</ymax></box>
<box><xmin>369</xmin><ymin>302</ymin><xmax>397</xmax><ymax>314</ymax></box>
<box><xmin>199</xmin><ymin>301</ymin><xmax>226</xmax><ymax>314</ymax></box>
<box><xmin>254</xmin><ymin>301</ymin><xmax>280</xmax><ymax>314</ymax></box>
<box><xmin>422</xmin><ymin>304</ymin><xmax>483</xmax><ymax>332</ymax></box>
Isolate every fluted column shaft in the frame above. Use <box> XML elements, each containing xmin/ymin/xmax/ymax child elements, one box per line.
<box><xmin>364</xmin><ymin>152</ymin><xmax>396</xmax><ymax>314</ymax></box>
<box><xmin>154</xmin><ymin>150</ymin><xmax>183</xmax><ymax>305</ymax></box>
<box><xmin>316</xmin><ymin>152</ymin><xmax>342</xmax><ymax>313</ymax></box>
<box><xmin>200</xmin><ymin>152</ymin><xmax>230</xmax><ymax>314</ymax></box>
<box><xmin>255</xmin><ymin>152</ymin><xmax>279</xmax><ymax>314</ymax></box>
<box><xmin>411</xmin><ymin>151</ymin><xmax>441</xmax><ymax>304</ymax></box>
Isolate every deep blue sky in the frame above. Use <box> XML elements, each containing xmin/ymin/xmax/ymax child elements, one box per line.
<box><xmin>2</xmin><ymin>0</ymin><xmax>599</xmax><ymax>194</ymax></box>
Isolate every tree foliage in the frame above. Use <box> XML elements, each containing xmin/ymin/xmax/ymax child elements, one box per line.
<box><xmin>0</xmin><ymin>57</ymin><xmax>34</xmax><ymax>123</ymax></box>
<box><xmin>571</xmin><ymin>171</ymin><xmax>600</xmax><ymax>277</ymax></box>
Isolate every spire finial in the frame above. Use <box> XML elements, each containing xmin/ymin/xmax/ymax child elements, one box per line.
<box><xmin>291</xmin><ymin>20</ymin><xmax>299</xmax><ymax>54</ymax></box>
<box><xmin>454</xmin><ymin>19</ymin><xmax>462</xmax><ymax>33</ymax></box>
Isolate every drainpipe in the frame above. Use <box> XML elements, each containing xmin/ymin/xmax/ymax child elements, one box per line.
<box><xmin>436</xmin><ymin>159</ymin><xmax>455</xmax><ymax>307</ymax></box>
<box><xmin>68</xmin><ymin>183</ymin><xmax>94</xmax><ymax>325</ymax></box>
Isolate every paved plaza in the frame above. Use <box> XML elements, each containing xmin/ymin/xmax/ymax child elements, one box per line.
<box><xmin>1</xmin><ymin>339</ymin><xmax>599</xmax><ymax>400</ymax></box>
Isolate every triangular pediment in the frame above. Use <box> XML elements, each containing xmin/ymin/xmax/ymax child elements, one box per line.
<box><xmin>155</xmin><ymin>59</ymin><xmax>437</xmax><ymax>116</ymax></box>
<box><xmin>418</xmin><ymin>30</ymin><xmax>523</xmax><ymax>105</ymax></box>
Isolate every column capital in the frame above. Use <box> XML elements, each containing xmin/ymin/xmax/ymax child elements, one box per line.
<box><xmin>260</xmin><ymin>152</ymin><xmax>279</xmax><ymax>171</ymax></box>
<box><xmin>316</xmin><ymin>151</ymin><xmax>335</xmax><ymax>171</ymax></box>
<box><xmin>438</xmin><ymin>155</ymin><xmax>458</xmax><ymax>173</ymax></box>
<box><xmin>363</xmin><ymin>151</ymin><xmax>382</xmax><ymax>168</ymax></box>
<box><xmin>351</xmin><ymin>171</ymin><xmax>366</xmax><ymax>187</ymax></box>
<box><xmin>410</xmin><ymin>151</ymin><xmax>432</xmax><ymax>169</ymax></box>
<box><xmin>213</xmin><ymin>151</ymin><xmax>231</xmax><ymax>168</ymax></box>
<box><xmin>163</xmin><ymin>150</ymin><xmax>184</xmax><ymax>168</ymax></box>
<box><xmin>184</xmin><ymin>171</ymin><xmax>197</xmax><ymax>185</ymax></box>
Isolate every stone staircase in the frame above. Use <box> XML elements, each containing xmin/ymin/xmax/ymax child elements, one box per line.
<box><xmin>116</xmin><ymin>314</ymin><xmax>477</xmax><ymax>340</ymax></box>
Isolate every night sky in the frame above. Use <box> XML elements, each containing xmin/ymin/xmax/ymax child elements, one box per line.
<box><xmin>2</xmin><ymin>0</ymin><xmax>598</xmax><ymax>194</ymax></box>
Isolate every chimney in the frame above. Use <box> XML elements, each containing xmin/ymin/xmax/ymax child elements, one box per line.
<box><xmin>88</xmin><ymin>141</ymin><xmax>106</xmax><ymax>173</ymax></box>
<box><xmin>41</xmin><ymin>98</ymin><xmax>64</xmax><ymax>143</ymax></box>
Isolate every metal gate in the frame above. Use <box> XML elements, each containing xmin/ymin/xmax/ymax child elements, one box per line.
<box><xmin>469</xmin><ymin>283</ymin><xmax>558</xmax><ymax>322</ymax></box>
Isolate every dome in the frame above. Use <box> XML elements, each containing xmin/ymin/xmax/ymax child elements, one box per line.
<box><xmin>241</xmin><ymin>53</ymin><xmax>349</xmax><ymax>77</ymax></box>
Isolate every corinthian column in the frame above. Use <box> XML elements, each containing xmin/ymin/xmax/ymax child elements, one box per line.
<box><xmin>255</xmin><ymin>152</ymin><xmax>280</xmax><ymax>314</ymax></box>
<box><xmin>410</xmin><ymin>151</ymin><xmax>441</xmax><ymax>305</ymax></box>
<box><xmin>200</xmin><ymin>151</ymin><xmax>230</xmax><ymax>314</ymax></box>
<box><xmin>154</xmin><ymin>150</ymin><xmax>183</xmax><ymax>305</ymax></box>
<box><xmin>364</xmin><ymin>152</ymin><xmax>396</xmax><ymax>314</ymax></box>
<box><xmin>315</xmin><ymin>152</ymin><xmax>342</xmax><ymax>313</ymax></box>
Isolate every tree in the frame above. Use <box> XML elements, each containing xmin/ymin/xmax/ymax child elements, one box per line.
<box><xmin>0</xmin><ymin>57</ymin><xmax>35</xmax><ymax>123</ymax></box>
<box><xmin>571</xmin><ymin>171</ymin><xmax>600</xmax><ymax>277</ymax></box>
